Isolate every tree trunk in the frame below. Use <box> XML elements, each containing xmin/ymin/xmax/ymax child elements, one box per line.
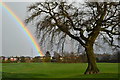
<box><xmin>84</xmin><ymin>44</ymin><xmax>99</xmax><ymax>74</ymax></box>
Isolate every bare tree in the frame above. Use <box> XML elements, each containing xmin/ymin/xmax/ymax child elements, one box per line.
<box><xmin>25</xmin><ymin>1</ymin><xmax>120</xmax><ymax>74</ymax></box>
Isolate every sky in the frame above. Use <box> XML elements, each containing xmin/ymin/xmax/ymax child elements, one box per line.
<box><xmin>2</xmin><ymin>2</ymin><xmax>39</xmax><ymax>57</ymax></box>
<box><xmin>1</xmin><ymin>2</ymin><xmax>79</xmax><ymax>57</ymax></box>
<box><xmin>1</xmin><ymin>1</ymin><xmax>119</xmax><ymax>57</ymax></box>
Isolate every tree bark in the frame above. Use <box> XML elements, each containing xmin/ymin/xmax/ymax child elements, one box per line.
<box><xmin>84</xmin><ymin>44</ymin><xmax>99</xmax><ymax>74</ymax></box>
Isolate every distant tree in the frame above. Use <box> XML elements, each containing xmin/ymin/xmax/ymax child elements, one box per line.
<box><xmin>20</xmin><ymin>56</ymin><xmax>25</xmax><ymax>63</ymax></box>
<box><xmin>15</xmin><ymin>56</ymin><xmax>20</xmax><ymax>62</ymax></box>
<box><xmin>44</xmin><ymin>51</ymin><xmax>51</xmax><ymax>62</ymax></box>
<box><xmin>51</xmin><ymin>57</ymin><xmax>56</xmax><ymax>62</ymax></box>
<box><xmin>79</xmin><ymin>53</ymin><xmax>87</xmax><ymax>63</ymax></box>
<box><xmin>53</xmin><ymin>52</ymin><xmax>61</xmax><ymax>62</ymax></box>
<box><xmin>1</xmin><ymin>56</ymin><xmax>5</xmax><ymax>62</ymax></box>
<box><xmin>110</xmin><ymin>51</ymin><xmax>119</xmax><ymax>62</ymax></box>
<box><xmin>100</xmin><ymin>53</ymin><xmax>111</xmax><ymax>62</ymax></box>
<box><xmin>33</xmin><ymin>56</ymin><xmax>41</xmax><ymax>62</ymax></box>
<box><xmin>69</xmin><ymin>52</ymin><xmax>76</xmax><ymax>63</ymax></box>
<box><xmin>62</xmin><ymin>53</ymin><xmax>69</xmax><ymax>63</ymax></box>
<box><xmin>6</xmin><ymin>58</ymin><xmax>11</xmax><ymax>63</ymax></box>
<box><xmin>26</xmin><ymin>1</ymin><xmax>120</xmax><ymax>74</ymax></box>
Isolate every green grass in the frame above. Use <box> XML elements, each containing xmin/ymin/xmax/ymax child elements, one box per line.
<box><xmin>1</xmin><ymin>63</ymin><xmax>119</xmax><ymax>78</ymax></box>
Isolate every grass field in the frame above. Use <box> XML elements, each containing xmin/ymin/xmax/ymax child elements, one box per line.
<box><xmin>1</xmin><ymin>63</ymin><xmax>119</xmax><ymax>78</ymax></box>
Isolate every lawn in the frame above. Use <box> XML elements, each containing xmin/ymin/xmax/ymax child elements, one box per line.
<box><xmin>1</xmin><ymin>63</ymin><xmax>119</xmax><ymax>78</ymax></box>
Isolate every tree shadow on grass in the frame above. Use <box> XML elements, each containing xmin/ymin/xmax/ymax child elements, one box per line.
<box><xmin>2</xmin><ymin>72</ymin><xmax>49</xmax><ymax>78</ymax></box>
<box><xmin>69</xmin><ymin>73</ymin><xmax>119</xmax><ymax>78</ymax></box>
<box><xmin>2</xmin><ymin>72</ymin><xmax>119</xmax><ymax>80</ymax></box>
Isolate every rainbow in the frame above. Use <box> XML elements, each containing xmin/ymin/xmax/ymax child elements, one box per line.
<box><xmin>0</xmin><ymin>1</ymin><xmax>44</xmax><ymax>56</ymax></box>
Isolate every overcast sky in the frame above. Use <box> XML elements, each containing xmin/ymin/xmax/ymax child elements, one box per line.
<box><xmin>2</xmin><ymin>2</ymin><xmax>78</xmax><ymax>57</ymax></box>
<box><xmin>1</xmin><ymin>1</ymin><xmax>118</xmax><ymax>57</ymax></box>
<box><xmin>2</xmin><ymin>2</ymin><xmax>40</xmax><ymax>57</ymax></box>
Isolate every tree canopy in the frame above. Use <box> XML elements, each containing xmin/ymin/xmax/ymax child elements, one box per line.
<box><xmin>26</xmin><ymin>2</ymin><xmax>119</xmax><ymax>52</ymax></box>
